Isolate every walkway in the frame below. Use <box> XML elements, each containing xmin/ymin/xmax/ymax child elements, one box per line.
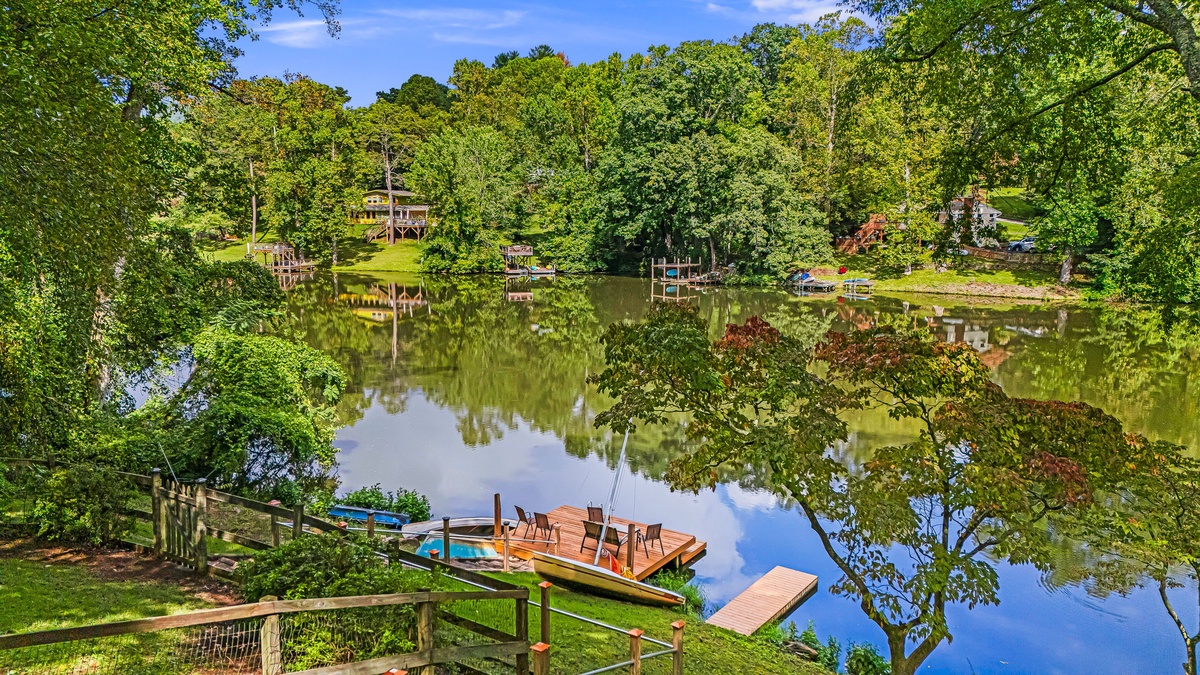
<box><xmin>705</xmin><ymin>566</ymin><xmax>818</xmax><ymax>636</ymax></box>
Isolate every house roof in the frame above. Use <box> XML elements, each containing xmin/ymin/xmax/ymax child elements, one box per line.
<box><xmin>365</xmin><ymin>188</ymin><xmax>416</xmax><ymax>198</ymax></box>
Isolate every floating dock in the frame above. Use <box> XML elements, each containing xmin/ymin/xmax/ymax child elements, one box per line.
<box><xmin>705</xmin><ymin>566</ymin><xmax>818</xmax><ymax>635</ymax></box>
<box><xmin>509</xmin><ymin>505</ymin><xmax>706</xmax><ymax>581</ymax></box>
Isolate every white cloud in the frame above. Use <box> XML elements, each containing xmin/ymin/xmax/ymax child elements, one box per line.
<box><xmin>258</xmin><ymin>19</ymin><xmax>335</xmax><ymax>48</ymax></box>
<box><xmin>377</xmin><ymin>8</ymin><xmax>526</xmax><ymax>30</ymax></box>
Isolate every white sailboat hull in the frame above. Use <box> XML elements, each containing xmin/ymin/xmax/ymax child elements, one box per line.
<box><xmin>532</xmin><ymin>552</ymin><xmax>685</xmax><ymax>607</ymax></box>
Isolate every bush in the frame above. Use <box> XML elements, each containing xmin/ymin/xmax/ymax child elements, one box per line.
<box><xmin>648</xmin><ymin>568</ymin><xmax>707</xmax><ymax>618</ymax></box>
<box><xmin>338</xmin><ymin>484</ymin><xmax>431</xmax><ymax>523</ymax></box>
<box><xmin>800</xmin><ymin>621</ymin><xmax>842</xmax><ymax>673</ymax></box>
<box><xmin>238</xmin><ymin>532</ymin><xmax>437</xmax><ymax>601</ymax></box>
<box><xmin>238</xmin><ymin>533</ymin><xmax>440</xmax><ymax>670</ymax></box>
<box><xmin>846</xmin><ymin>642</ymin><xmax>891</xmax><ymax>675</ymax></box>
<box><xmin>30</xmin><ymin>465</ymin><xmax>135</xmax><ymax>546</ymax></box>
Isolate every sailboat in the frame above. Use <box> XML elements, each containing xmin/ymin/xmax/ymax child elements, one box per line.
<box><xmin>531</xmin><ymin>426</ymin><xmax>686</xmax><ymax>607</ymax></box>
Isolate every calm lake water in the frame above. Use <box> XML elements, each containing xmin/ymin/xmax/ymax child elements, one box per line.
<box><xmin>285</xmin><ymin>273</ymin><xmax>1198</xmax><ymax>675</ymax></box>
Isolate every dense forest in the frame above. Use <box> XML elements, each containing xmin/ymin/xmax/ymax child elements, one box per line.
<box><xmin>172</xmin><ymin>13</ymin><xmax>1200</xmax><ymax>300</ymax></box>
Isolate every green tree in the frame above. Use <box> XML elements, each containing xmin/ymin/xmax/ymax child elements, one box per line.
<box><xmin>409</xmin><ymin>126</ymin><xmax>523</xmax><ymax>272</ymax></box>
<box><xmin>1032</xmin><ymin>191</ymin><xmax>1100</xmax><ymax>284</ymax></box>
<box><xmin>592</xmin><ymin>305</ymin><xmax>1169</xmax><ymax>675</ymax></box>
<box><xmin>376</xmin><ymin>73</ymin><xmax>451</xmax><ymax>112</ymax></box>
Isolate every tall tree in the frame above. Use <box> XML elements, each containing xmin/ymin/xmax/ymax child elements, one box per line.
<box><xmin>592</xmin><ymin>306</ymin><xmax>1170</xmax><ymax>675</ymax></box>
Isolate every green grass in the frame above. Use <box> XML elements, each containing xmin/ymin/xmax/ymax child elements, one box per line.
<box><xmin>987</xmin><ymin>187</ymin><xmax>1041</xmax><ymax>222</ymax></box>
<box><xmin>333</xmin><ymin>238</ymin><xmax>423</xmax><ymax>274</ymax></box>
<box><xmin>497</xmin><ymin>572</ymin><xmax>831</xmax><ymax>675</ymax></box>
<box><xmin>0</xmin><ymin>557</ymin><xmax>210</xmax><ymax>634</ymax></box>
<box><xmin>817</xmin><ymin>253</ymin><xmax>1076</xmax><ymax>300</ymax></box>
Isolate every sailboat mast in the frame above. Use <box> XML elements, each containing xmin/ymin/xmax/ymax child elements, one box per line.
<box><xmin>594</xmin><ymin>424</ymin><xmax>632</xmax><ymax>566</ymax></box>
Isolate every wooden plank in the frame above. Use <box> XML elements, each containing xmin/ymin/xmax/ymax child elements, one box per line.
<box><xmin>705</xmin><ymin>567</ymin><xmax>818</xmax><ymax>636</ymax></box>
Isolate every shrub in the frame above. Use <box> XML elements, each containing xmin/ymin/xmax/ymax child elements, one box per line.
<box><xmin>338</xmin><ymin>484</ymin><xmax>432</xmax><ymax>523</ymax></box>
<box><xmin>238</xmin><ymin>532</ymin><xmax>437</xmax><ymax>601</ymax></box>
<box><xmin>800</xmin><ymin>621</ymin><xmax>842</xmax><ymax>673</ymax></box>
<box><xmin>846</xmin><ymin>642</ymin><xmax>891</xmax><ymax>675</ymax></box>
<box><xmin>648</xmin><ymin>568</ymin><xmax>707</xmax><ymax>618</ymax></box>
<box><xmin>30</xmin><ymin>465</ymin><xmax>135</xmax><ymax>546</ymax></box>
<box><xmin>238</xmin><ymin>533</ymin><xmax>440</xmax><ymax>670</ymax></box>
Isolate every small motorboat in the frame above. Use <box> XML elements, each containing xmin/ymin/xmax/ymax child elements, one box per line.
<box><xmin>532</xmin><ymin>552</ymin><xmax>684</xmax><ymax>607</ymax></box>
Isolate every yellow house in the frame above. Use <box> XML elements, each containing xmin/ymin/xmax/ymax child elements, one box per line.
<box><xmin>351</xmin><ymin>189</ymin><xmax>434</xmax><ymax>242</ymax></box>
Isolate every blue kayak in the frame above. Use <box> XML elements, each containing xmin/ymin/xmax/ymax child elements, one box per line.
<box><xmin>328</xmin><ymin>504</ymin><xmax>410</xmax><ymax>527</ymax></box>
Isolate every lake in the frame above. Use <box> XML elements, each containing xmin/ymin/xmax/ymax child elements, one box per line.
<box><xmin>285</xmin><ymin>272</ymin><xmax>1198</xmax><ymax>675</ymax></box>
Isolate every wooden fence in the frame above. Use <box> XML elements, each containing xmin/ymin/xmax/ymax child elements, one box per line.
<box><xmin>0</xmin><ymin>590</ymin><xmax>531</xmax><ymax>675</ymax></box>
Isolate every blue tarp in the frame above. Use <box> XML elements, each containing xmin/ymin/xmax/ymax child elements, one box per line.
<box><xmin>328</xmin><ymin>504</ymin><xmax>410</xmax><ymax>527</ymax></box>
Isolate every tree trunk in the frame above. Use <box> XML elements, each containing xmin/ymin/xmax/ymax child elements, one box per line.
<box><xmin>332</xmin><ymin>239</ymin><xmax>338</xmax><ymax>266</ymax></box>
<box><xmin>383</xmin><ymin>135</ymin><xmax>396</xmax><ymax>246</ymax></box>
<box><xmin>249</xmin><ymin>159</ymin><xmax>258</xmax><ymax>256</ymax></box>
<box><xmin>708</xmin><ymin>236</ymin><xmax>717</xmax><ymax>271</ymax></box>
<box><xmin>1059</xmin><ymin>247</ymin><xmax>1073</xmax><ymax>285</ymax></box>
<box><xmin>1186</xmin><ymin>639</ymin><xmax>1196</xmax><ymax>675</ymax></box>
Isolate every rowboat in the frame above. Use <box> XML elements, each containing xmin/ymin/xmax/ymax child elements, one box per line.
<box><xmin>531</xmin><ymin>552</ymin><xmax>684</xmax><ymax>607</ymax></box>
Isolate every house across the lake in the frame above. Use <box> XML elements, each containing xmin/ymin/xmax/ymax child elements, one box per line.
<box><xmin>351</xmin><ymin>189</ymin><xmax>433</xmax><ymax>243</ymax></box>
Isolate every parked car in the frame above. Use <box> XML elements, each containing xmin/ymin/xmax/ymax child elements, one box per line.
<box><xmin>1008</xmin><ymin>236</ymin><xmax>1036</xmax><ymax>252</ymax></box>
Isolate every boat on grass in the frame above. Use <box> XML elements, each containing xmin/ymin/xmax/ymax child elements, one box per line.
<box><xmin>531</xmin><ymin>552</ymin><xmax>684</xmax><ymax>607</ymax></box>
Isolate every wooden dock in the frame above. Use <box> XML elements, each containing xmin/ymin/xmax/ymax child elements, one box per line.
<box><xmin>509</xmin><ymin>505</ymin><xmax>706</xmax><ymax>581</ymax></box>
<box><xmin>705</xmin><ymin>566</ymin><xmax>818</xmax><ymax>635</ymax></box>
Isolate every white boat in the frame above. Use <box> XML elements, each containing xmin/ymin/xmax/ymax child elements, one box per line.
<box><xmin>532</xmin><ymin>552</ymin><xmax>684</xmax><ymax>607</ymax></box>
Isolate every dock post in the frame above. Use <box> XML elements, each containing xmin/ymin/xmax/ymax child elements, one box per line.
<box><xmin>150</xmin><ymin>469</ymin><xmax>163</xmax><ymax>555</ymax></box>
<box><xmin>503</xmin><ymin>526</ymin><xmax>511</xmax><ymax>573</ymax></box>
<box><xmin>442</xmin><ymin>516</ymin><xmax>451</xmax><ymax>561</ymax></box>
<box><xmin>671</xmin><ymin>621</ymin><xmax>685</xmax><ymax>675</ymax></box>
<box><xmin>366</xmin><ymin>511</ymin><xmax>375</xmax><ymax>538</ymax></box>
<box><xmin>629</xmin><ymin>629</ymin><xmax>643</xmax><ymax>675</ymax></box>
<box><xmin>531</xmin><ymin>642</ymin><xmax>550</xmax><ymax>675</ymax></box>
<box><xmin>493</xmin><ymin>493</ymin><xmax>502</xmax><ymax>538</ymax></box>
<box><xmin>626</xmin><ymin>523</ymin><xmax>636</xmax><ymax>571</ymax></box>
<box><xmin>552</xmin><ymin>524</ymin><xmax>562</xmax><ymax>556</ymax></box>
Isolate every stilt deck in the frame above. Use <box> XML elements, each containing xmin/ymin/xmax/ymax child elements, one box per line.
<box><xmin>509</xmin><ymin>505</ymin><xmax>706</xmax><ymax>581</ymax></box>
<box><xmin>705</xmin><ymin>566</ymin><xmax>818</xmax><ymax>636</ymax></box>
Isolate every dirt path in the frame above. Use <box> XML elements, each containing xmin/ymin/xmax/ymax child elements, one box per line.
<box><xmin>0</xmin><ymin>537</ymin><xmax>242</xmax><ymax>606</ymax></box>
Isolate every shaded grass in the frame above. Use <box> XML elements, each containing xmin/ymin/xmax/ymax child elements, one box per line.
<box><xmin>817</xmin><ymin>252</ymin><xmax>1075</xmax><ymax>300</ymax></box>
<box><xmin>0</xmin><ymin>557</ymin><xmax>210</xmax><ymax>633</ymax></box>
<box><xmin>497</xmin><ymin>572</ymin><xmax>830</xmax><ymax>675</ymax></box>
<box><xmin>333</xmin><ymin>238</ymin><xmax>423</xmax><ymax>274</ymax></box>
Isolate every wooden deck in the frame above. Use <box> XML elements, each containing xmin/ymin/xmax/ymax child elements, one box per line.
<box><xmin>705</xmin><ymin>566</ymin><xmax>818</xmax><ymax>636</ymax></box>
<box><xmin>509</xmin><ymin>505</ymin><xmax>705</xmax><ymax>581</ymax></box>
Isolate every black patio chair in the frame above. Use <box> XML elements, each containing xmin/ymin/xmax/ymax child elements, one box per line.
<box><xmin>637</xmin><ymin>523</ymin><xmax>665</xmax><ymax>558</ymax></box>
<box><xmin>514</xmin><ymin>505</ymin><xmax>536</xmax><ymax>537</ymax></box>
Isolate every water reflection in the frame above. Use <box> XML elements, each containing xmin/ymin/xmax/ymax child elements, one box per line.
<box><xmin>285</xmin><ymin>274</ymin><xmax>1198</xmax><ymax>674</ymax></box>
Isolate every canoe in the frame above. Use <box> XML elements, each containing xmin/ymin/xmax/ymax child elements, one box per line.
<box><xmin>531</xmin><ymin>552</ymin><xmax>684</xmax><ymax>607</ymax></box>
<box><xmin>328</xmin><ymin>504</ymin><xmax>410</xmax><ymax>527</ymax></box>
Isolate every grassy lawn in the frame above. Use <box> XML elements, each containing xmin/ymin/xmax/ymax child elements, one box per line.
<box><xmin>815</xmin><ymin>253</ymin><xmax>1077</xmax><ymax>300</ymax></box>
<box><xmin>0</xmin><ymin>557</ymin><xmax>211</xmax><ymax>634</ymax></box>
<box><xmin>498</xmin><ymin>572</ymin><xmax>830</xmax><ymax>675</ymax></box>
<box><xmin>333</xmin><ymin>238</ymin><xmax>422</xmax><ymax>274</ymax></box>
<box><xmin>987</xmin><ymin>187</ymin><xmax>1041</xmax><ymax>222</ymax></box>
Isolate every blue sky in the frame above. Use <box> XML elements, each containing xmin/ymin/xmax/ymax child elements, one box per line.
<box><xmin>235</xmin><ymin>0</ymin><xmax>847</xmax><ymax>106</ymax></box>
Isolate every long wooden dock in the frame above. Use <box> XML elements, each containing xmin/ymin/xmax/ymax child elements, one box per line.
<box><xmin>509</xmin><ymin>505</ymin><xmax>706</xmax><ymax>581</ymax></box>
<box><xmin>705</xmin><ymin>566</ymin><xmax>818</xmax><ymax>635</ymax></box>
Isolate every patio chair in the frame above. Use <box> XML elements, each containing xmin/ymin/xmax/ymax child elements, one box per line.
<box><xmin>587</xmin><ymin>505</ymin><xmax>604</xmax><ymax>522</ymax></box>
<box><xmin>636</xmin><ymin>523</ymin><xmax>665</xmax><ymax>558</ymax></box>
<box><xmin>580</xmin><ymin>520</ymin><xmax>627</xmax><ymax>557</ymax></box>
<box><xmin>514</xmin><ymin>505</ymin><xmax>536</xmax><ymax>537</ymax></box>
<box><xmin>533</xmin><ymin>512</ymin><xmax>554</xmax><ymax>541</ymax></box>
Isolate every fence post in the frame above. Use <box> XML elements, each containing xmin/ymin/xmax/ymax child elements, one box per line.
<box><xmin>194</xmin><ymin>479</ymin><xmax>208</xmax><ymax>575</ymax></box>
<box><xmin>150</xmin><ymin>469</ymin><xmax>163</xmax><ymax>555</ymax></box>
<box><xmin>515</xmin><ymin>595</ymin><xmax>530</xmax><ymax>675</ymax></box>
<box><xmin>260</xmin><ymin>596</ymin><xmax>282</xmax><ymax>675</ymax></box>
<box><xmin>442</xmin><ymin>516</ymin><xmax>451</xmax><ymax>561</ymax></box>
<box><xmin>531</xmin><ymin>642</ymin><xmax>550</xmax><ymax>675</ymax></box>
<box><xmin>626</xmin><ymin>523</ymin><xmax>636</xmax><ymax>571</ymax></box>
<box><xmin>671</xmin><ymin>620</ymin><xmax>685</xmax><ymax>675</ymax></box>
<box><xmin>271</xmin><ymin>516</ymin><xmax>281</xmax><ymax>548</ymax></box>
<box><xmin>629</xmin><ymin>629</ymin><xmax>643</xmax><ymax>675</ymax></box>
<box><xmin>293</xmin><ymin>503</ymin><xmax>304</xmax><ymax>539</ymax></box>
<box><xmin>415</xmin><ymin>591</ymin><xmax>434</xmax><ymax>675</ymax></box>
<box><xmin>538</xmin><ymin>582</ymin><xmax>552</xmax><ymax>644</ymax></box>
<box><xmin>367</xmin><ymin>511</ymin><xmax>376</xmax><ymax>538</ymax></box>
